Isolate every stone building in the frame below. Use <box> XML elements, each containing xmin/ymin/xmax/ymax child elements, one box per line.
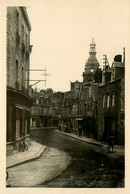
<box><xmin>73</xmin><ymin>38</ymin><xmax>102</xmax><ymax>137</ymax></box>
<box><xmin>30</xmin><ymin>91</ymin><xmax>52</xmax><ymax>127</ymax></box>
<box><xmin>81</xmin><ymin>82</ymin><xmax>100</xmax><ymax>139</ymax></box>
<box><xmin>51</xmin><ymin>92</ymin><xmax>64</xmax><ymax>126</ymax></box>
<box><xmin>61</xmin><ymin>39</ymin><xmax>102</xmax><ymax>137</ymax></box>
<box><xmin>62</xmin><ymin>90</ymin><xmax>74</xmax><ymax>132</ymax></box>
<box><xmin>97</xmin><ymin>54</ymin><xmax>125</xmax><ymax>144</ymax></box>
<box><xmin>6</xmin><ymin>7</ymin><xmax>33</xmax><ymax>155</ymax></box>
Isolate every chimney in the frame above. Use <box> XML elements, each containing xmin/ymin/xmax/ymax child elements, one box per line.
<box><xmin>114</xmin><ymin>55</ymin><xmax>122</xmax><ymax>62</ymax></box>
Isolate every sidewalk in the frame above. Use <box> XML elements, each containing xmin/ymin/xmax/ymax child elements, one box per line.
<box><xmin>6</xmin><ymin>140</ymin><xmax>71</xmax><ymax>187</ymax></box>
<box><xmin>55</xmin><ymin>129</ymin><xmax>124</xmax><ymax>158</ymax></box>
<box><xmin>6</xmin><ymin>140</ymin><xmax>47</xmax><ymax>169</ymax></box>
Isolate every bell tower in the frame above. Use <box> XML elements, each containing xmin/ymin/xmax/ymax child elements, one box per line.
<box><xmin>83</xmin><ymin>38</ymin><xmax>100</xmax><ymax>83</ymax></box>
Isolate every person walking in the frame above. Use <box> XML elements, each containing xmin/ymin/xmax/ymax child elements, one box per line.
<box><xmin>107</xmin><ymin>135</ymin><xmax>115</xmax><ymax>152</ymax></box>
<box><xmin>78</xmin><ymin>124</ymin><xmax>82</xmax><ymax>138</ymax></box>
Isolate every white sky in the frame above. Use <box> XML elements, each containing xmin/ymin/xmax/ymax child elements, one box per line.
<box><xmin>26</xmin><ymin>0</ymin><xmax>129</xmax><ymax>92</ymax></box>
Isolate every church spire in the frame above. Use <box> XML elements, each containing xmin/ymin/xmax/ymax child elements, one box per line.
<box><xmin>82</xmin><ymin>38</ymin><xmax>100</xmax><ymax>83</ymax></box>
<box><xmin>89</xmin><ymin>37</ymin><xmax>96</xmax><ymax>56</ymax></box>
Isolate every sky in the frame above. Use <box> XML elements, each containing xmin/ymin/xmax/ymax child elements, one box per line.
<box><xmin>26</xmin><ymin>0</ymin><xmax>129</xmax><ymax>92</ymax></box>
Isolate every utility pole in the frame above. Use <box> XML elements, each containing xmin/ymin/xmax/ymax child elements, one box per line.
<box><xmin>25</xmin><ymin>68</ymin><xmax>50</xmax><ymax>90</ymax></box>
<box><xmin>41</xmin><ymin>67</ymin><xmax>50</xmax><ymax>87</ymax></box>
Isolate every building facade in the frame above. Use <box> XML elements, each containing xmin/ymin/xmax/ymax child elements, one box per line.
<box><xmin>81</xmin><ymin>83</ymin><xmax>100</xmax><ymax>139</ymax></box>
<box><xmin>7</xmin><ymin>7</ymin><xmax>33</xmax><ymax>155</ymax></box>
<box><xmin>97</xmin><ymin>55</ymin><xmax>125</xmax><ymax>144</ymax></box>
<box><xmin>30</xmin><ymin>91</ymin><xmax>52</xmax><ymax>127</ymax></box>
<box><xmin>61</xmin><ymin>39</ymin><xmax>102</xmax><ymax>138</ymax></box>
<box><xmin>30</xmin><ymin>90</ymin><xmax>64</xmax><ymax>128</ymax></box>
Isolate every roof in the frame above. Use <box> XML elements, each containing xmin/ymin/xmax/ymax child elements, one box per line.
<box><xmin>98</xmin><ymin>74</ymin><xmax>124</xmax><ymax>88</ymax></box>
<box><xmin>79</xmin><ymin>85</ymin><xmax>89</xmax><ymax>101</ymax></box>
<box><xmin>86</xmin><ymin>83</ymin><xmax>99</xmax><ymax>102</ymax></box>
<box><xmin>86</xmin><ymin>55</ymin><xmax>99</xmax><ymax>66</ymax></box>
<box><xmin>63</xmin><ymin>91</ymin><xmax>74</xmax><ymax>106</ymax></box>
<box><xmin>112</xmin><ymin>62</ymin><xmax>124</xmax><ymax>68</ymax></box>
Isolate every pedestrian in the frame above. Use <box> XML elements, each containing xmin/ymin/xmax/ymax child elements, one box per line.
<box><xmin>107</xmin><ymin>135</ymin><xmax>115</xmax><ymax>152</ymax></box>
<box><xmin>70</xmin><ymin>123</ymin><xmax>73</xmax><ymax>133</ymax></box>
<box><xmin>78</xmin><ymin>124</ymin><xmax>82</xmax><ymax>138</ymax></box>
<box><xmin>64</xmin><ymin>125</ymin><xmax>67</xmax><ymax>132</ymax></box>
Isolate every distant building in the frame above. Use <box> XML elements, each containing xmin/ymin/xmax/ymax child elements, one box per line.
<box><xmin>61</xmin><ymin>39</ymin><xmax>102</xmax><ymax>137</ymax></box>
<box><xmin>30</xmin><ymin>90</ymin><xmax>64</xmax><ymax>128</ymax></box>
<box><xmin>69</xmin><ymin>39</ymin><xmax>102</xmax><ymax>137</ymax></box>
<box><xmin>30</xmin><ymin>91</ymin><xmax>52</xmax><ymax>127</ymax></box>
<box><xmin>62</xmin><ymin>91</ymin><xmax>74</xmax><ymax>132</ymax></box>
<box><xmin>81</xmin><ymin>82</ymin><xmax>100</xmax><ymax>139</ymax></box>
<box><xmin>6</xmin><ymin>7</ymin><xmax>33</xmax><ymax>155</ymax></box>
<box><xmin>51</xmin><ymin>92</ymin><xmax>64</xmax><ymax>126</ymax></box>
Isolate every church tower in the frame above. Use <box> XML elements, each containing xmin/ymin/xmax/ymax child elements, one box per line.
<box><xmin>83</xmin><ymin>38</ymin><xmax>100</xmax><ymax>83</ymax></box>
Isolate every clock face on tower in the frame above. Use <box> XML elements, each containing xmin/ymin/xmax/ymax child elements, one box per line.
<box><xmin>90</xmin><ymin>69</ymin><xmax>94</xmax><ymax>72</ymax></box>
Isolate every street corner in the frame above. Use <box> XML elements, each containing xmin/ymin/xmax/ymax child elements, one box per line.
<box><xmin>6</xmin><ymin>147</ymin><xmax>71</xmax><ymax>187</ymax></box>
<box><xmin>6</xmin><ymin>140</ymin><xmax>47</xmax><ymax>169</ymax></box>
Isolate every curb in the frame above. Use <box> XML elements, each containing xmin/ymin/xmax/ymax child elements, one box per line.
<box><xmin>7</xmin><ymin>146</ymin><xmax>47</xmax><ymax>169</ymax></box>
<box><xmin>37</xmin><ymin>151</ymin><xmax>72</xmax><ymax>187</ymax></box>
<box><xmin>55</xmin><ymin>130</ymin><xmax>103</xmax><ymax>147</ymax></box>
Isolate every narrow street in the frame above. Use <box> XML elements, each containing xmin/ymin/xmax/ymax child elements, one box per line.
<box><xmin>30</xmin><ymin>128</ymin><xmax>124</xmax><ymax>188</ymax></box>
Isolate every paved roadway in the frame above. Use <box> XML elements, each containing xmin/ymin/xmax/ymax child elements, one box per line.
<box><xmin>30</xmin><ymin>128</ymin><xmax>124</xmax><ymax>188</ymax></box>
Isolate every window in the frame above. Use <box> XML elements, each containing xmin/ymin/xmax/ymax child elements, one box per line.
<box><xmin>25</xmin><ymin>70</ymin><xmax>28</xmax><ymax>89</ymax></box>
<box><xmin>36</xmin><ymin>99</ymin><xmax>39</xmax><ymax>105</ymax></box>
<box><xmin>22</xmin><ymin>67</ymin><xmax>24</xmax><ymax>88</ymax></box>
<box><xmin>87</xmin><ymin>104</ymin><xmax>91</xmax><ymax>111</ymax></box>
<box><xmin>107</xmin><ymin>94</ymin><xmax>110</xmax><ymax>107</ymax></box>
<box><xmin>112</xmin><ymin>92</ymin><xmax>115</xmax><ymax>107</ymax></box>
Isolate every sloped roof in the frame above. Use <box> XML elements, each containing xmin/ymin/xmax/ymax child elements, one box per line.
<box><xmin>63</xmin><ymin>91</ymin><xmax>74</xmax><ymax>106</ymax></box>
<box><xmin>86</xmin><ymin>55</ymin><xmax>99</xmax><ymax>65</ymax></box>
<box><xmin>79</xmin><ymin>85</ymin><xmax>89</xmax><ymax>101</ymax></box>
<box><xmin>85</xmin><ymin>83</ymin><xmax>100</xmax><ymax>102</ymax></box>
<box><xmin>112</xmin><ymin>62</ymin><xmax>124</xmax><ymax>68</ymax></box>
